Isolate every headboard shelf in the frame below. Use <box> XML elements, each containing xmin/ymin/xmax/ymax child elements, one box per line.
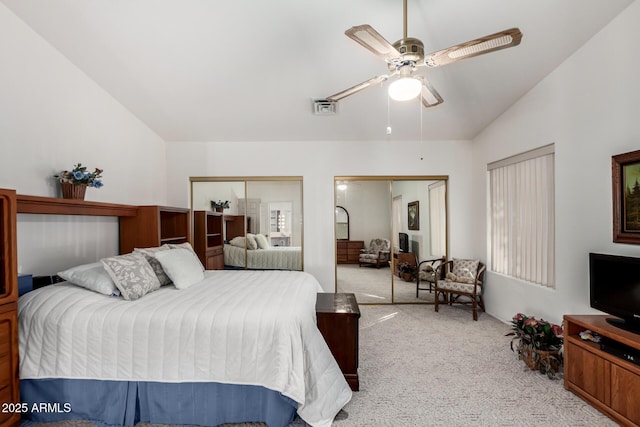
<box><xmin>17</xmin><ymin>194</ymin><xmax>137</xmax><ymax>217</ymax></box>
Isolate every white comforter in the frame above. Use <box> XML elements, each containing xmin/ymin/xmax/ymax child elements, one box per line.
<box><xmin>224</xmin><ymin>244</ymin><xmax>302</xmax><ymax>270</ymax></box>
<box><xmin>18</xmin><ymin>270</ymin><xmax>351</xmax><ymax>427</ymax></box>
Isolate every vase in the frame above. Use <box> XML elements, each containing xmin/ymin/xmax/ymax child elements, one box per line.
<box><xmin>521</xmin><ymin>347</ymin><xmax>560</xmax><ymax>372</ymax></box>
<box><xmin>214</xmin><ymin>207</ymin><xmax>223</xmax><ymax>213</ymax></box>
<box><xmin>60</xmin><ymin>182</ymin><xmax>87</xmax><ymax>200</ymax></box>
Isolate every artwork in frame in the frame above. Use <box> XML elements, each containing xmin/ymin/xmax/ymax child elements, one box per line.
<box><xmin>408</xmin><ymin>201</ymin><xmax>419</xmax><ymax>231</ymax></box>
<box><xmin>612</xmin><ymin>149</ymin><xmax>640</xmax><ymax>244</ymax></box>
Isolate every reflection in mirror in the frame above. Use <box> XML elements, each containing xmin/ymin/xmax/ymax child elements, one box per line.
<box><xmin>191</xmin><ymin>178</ymin><xmax>303</xmax><ymax>271</ymax></box>
<box><xmin>335</xmin><ymin>206</ymin><xmax>349</xmax><ymax>240</ymax></box>
<box><xmin>335</xmin><ymin>177</ymin><xmax>448</xmax><ymax>304</ymax></box>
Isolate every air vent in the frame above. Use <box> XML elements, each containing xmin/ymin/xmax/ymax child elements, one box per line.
<box><xmin>313</xmin><ymin>99</ymin><xmax>338</xmax><ymax>115</ymax></box>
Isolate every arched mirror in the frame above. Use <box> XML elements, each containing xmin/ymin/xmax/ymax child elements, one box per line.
<box><xmin>191</xmin><ymin>177</ymin><xmax>303</xmax><ymax>271</ymax></box>
<box><xmin>335</xmin><ymin>206</ymin><xmax>349</xmax><ymax>240</ymax></box>
<box><xmin>335</xmin><ymin>176</ymin><xmax>448</xmax><ymax>304</ymax></box>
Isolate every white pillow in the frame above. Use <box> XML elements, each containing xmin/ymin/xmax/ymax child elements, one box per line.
<box><xmin>155</xmin><ymin>248</ymin><xmax>205</xmax><ymax>289</ymax></box>
<box><xmin>167</xmin><ymin>242</ymin><xmax>205</xmax><ymax>271</ymax></box>
<box><xmin>101</xmin><ymin>253</ymin><xmax>161</xmax><ymax>301</ymax></box>
<box><xmin>58</xmin><ymin>262</ymin><xmax>119</xmax><ymax>296</ymax></box>
<box><xmin>254</xmin><ymin>234</ymin><xmax>270</xmax><ymax>249</ymax></box>
<box><xmin>229</xmin><ymin>236</ymin><xmax>246</xmax><ymax>248</ymax></box>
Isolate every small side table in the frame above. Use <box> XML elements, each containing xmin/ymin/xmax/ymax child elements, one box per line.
<box><xmin>315</xmin><ymin>292</ymin><xmax>360</xmax><ymax>391</ymax></box>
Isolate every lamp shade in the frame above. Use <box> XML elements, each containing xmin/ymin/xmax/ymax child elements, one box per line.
<box><xmin>388</xmin><ymin>77</ymin><xmax>422</xmax><ymax>101</ymax></box>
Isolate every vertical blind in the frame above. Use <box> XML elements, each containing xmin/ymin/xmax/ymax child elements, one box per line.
<box><xmin>488</xmin><ymin>145</ymin><xmax>555</xmax><ymax>288</ymax></box>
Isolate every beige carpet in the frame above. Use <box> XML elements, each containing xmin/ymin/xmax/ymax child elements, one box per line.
<box><xmin>21</xmin><ymin>304</ymin><xmax>615</xmax><ymax>427</ymax></box>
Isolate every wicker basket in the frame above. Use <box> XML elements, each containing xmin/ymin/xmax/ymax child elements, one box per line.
<box><xmin>60</xmin><ymin>182</ymin><xmax>87</xmax><ymax>200</ymax></box>
<box><xmin>521</xmin><ymin>347</ymin><xmax>560</xmax><ymax>372</ymax></box>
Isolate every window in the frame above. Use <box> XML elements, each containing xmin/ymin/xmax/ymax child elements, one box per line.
<box><xmin>488</xmin><ymin>144</ymin><xmax>555</xmax><ymax>288</ymax></box>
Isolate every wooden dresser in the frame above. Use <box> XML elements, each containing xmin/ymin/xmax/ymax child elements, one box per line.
<box><xmin>0</xmin><ymin>189</ymin><xmax>20</xmax><ymax>427</ymax></box>
<box><xmin>316</xmin><ymin>293</ymin><xmax>360</xmax><ymax>391</ymax></box>
<box><xmin>336</xmin><ymin>240</ymin><xmax>364</xmax><ymax>264</ymax></box>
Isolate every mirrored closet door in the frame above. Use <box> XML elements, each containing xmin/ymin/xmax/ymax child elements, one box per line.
<box><xmin>191</xmin><ymin>177</ymin><xmax>303</xmax><ymax>270</ymax></box>
<box><xmin>335</xmin><ymin>176</ymin><xmax>448</xmax><ymax>304</ymax></box>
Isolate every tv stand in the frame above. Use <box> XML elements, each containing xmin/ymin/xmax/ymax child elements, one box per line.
<box><xmin>564</xmin><ymin>315</ymin><xmax>640</xmax><ymax>425</ymax></box>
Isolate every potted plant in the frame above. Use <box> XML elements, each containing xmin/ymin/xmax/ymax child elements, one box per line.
<box><xmin>398</xmin><ymin>262</ymin><xmax>417</xmax><ymax>282</ymax></box>
<box><xmin>54</xmin><ymin>163</ymin><xmax>104</xmax><ymax>200</ymax></box>
<box><xmin>506</xmin><ymin>313</ymin><xmax>564</xmax><ymax>378</ymax></box>
<box><xmin>210</xmin><ymin>200</ymin><xmax>230</xmax><ymax>212</ymax></box>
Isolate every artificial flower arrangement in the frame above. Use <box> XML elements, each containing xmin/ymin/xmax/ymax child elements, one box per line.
<box><xmin>210</xmin><ymin>200</ymin><xmax>230</xmax><ymax>210</ymax></box>
<box><xmin>506</xmin><ymin>313</ymin><xmax>564</xmax><ymax>378</ymax></box>
<box><xmin>398</xmin><ymin>262</ymin><xmax>417</xmax><ymax>275</ymax></box>
<box><xmin>54</xmin><ymin>163</ymin><xmax>104</xmax><ymax>188</ymax></box>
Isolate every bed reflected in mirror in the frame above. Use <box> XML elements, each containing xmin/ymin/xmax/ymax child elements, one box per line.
<box><xmin>191</xmin><ymin>177</ymin><xmax>303</xmax><ymax>271</ymax></box>
<box><xmin>335</xmin><ymin>176</ymin><xmax>448</xmax><ymax>304</ymax></box>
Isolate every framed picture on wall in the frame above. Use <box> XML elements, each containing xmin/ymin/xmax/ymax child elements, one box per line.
<box><xmin>408</xmin><ymin>201</ymin><xmax>419</xmax><ymax>230</ymax></box>
<box><xmin>612</xmin><ymin>149</ymin><xmax>640</xmax><ymax>244</ymax></box>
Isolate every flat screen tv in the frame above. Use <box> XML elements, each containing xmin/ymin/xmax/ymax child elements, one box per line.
<box><xmin>590</xmin><ymin>252</ymin><xmax>640</xmax><ymax>334</ymax></box>
<box><xmin>399</xmin><ymin>232</ymin><xmax>409</xmax><ymax>253</ymax></box>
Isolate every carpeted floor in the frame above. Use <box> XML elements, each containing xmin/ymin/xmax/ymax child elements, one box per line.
<box><xmin>21</xmin><ymin>304</ymin><xmax>615</xmax><ymax>427</ymax></box>
<box><xmin>337</xmin><ymin>264</ymin><xmax>435</xmax><ymax>304</ymax></box>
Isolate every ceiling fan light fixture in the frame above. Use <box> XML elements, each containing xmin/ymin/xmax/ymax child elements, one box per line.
<box><xmin>388</xmin><ymin>77</ymin><xmax>422</xmax><ymax>101</ymax></box>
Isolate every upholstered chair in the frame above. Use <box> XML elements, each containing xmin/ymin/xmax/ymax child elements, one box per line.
<box><xmin>434</xmin><ymin>259</ymin><xmax>486</xmax><ymax>320</ymax></box>
<box><xmin>416</xmin><ymin>257</ymin><xmax>446</xmax><ymax>297</ymax></box>
<box><xmin>358</xmin><ymin>238</ymin><xmax>391</xmax><ymax>268</ymax></box>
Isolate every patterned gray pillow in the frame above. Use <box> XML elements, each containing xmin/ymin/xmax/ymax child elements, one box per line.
<box><xmin>101</xmin><ymin>253</ymin><xmax>161</xmax><ymax>301</ymax></box>
<box><xmin>452</xmin><ymin>258</ymin><xmax>479</xmax><ymax>281</ymax></box>
<box><xmin>134</xmin><ymin>246</ymin><xmax>173</xmax><ymax>286</ymax></box>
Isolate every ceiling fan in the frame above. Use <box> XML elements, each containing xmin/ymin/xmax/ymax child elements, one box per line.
<box><xmin>326</xmin><ymin>0</ymin><xmax>523</xmax><ymax>108</ymax></box>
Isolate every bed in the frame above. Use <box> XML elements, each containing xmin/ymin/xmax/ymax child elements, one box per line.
<box><xmin>224</xmin><ymin>243</ymin><xmax>302</xmax><ymax>270</ymax></box>
<box><xmin>18</xmin><ymin>268</ymin><xmax>351</xmax><ymax>427</ymax></box>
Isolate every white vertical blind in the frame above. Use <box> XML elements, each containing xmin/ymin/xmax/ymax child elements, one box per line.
<box><xmin>392</xmin><ymin>195</ymin><xmax>402</xmax><ymax>249</ymax></box>
<box><xmin>429</xmin><ymin>182</ymin><xmax>446</xmax><ymax>258</ymax></box>
<box><xmin>489</xmin><ymin>151</ymin><xmax>555</xmax><ymax>288</ymax></box>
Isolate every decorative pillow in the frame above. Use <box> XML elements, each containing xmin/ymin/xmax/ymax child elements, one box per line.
<box><xmin>134</xmin><ymin>246</ymin><xmax>173</xmax><ymax>286</ymax></box>
<box><xmin>254</xmin><ymin>233</ymin><xmax>270</xmax><ymax>249</ymax></box>
<box><xmin>58</xmin><ymin>262</ymin><xmax>119</xmax><ymax>296</ymax></box>
<box><xmin>101</xmin><ymin>253</ymin><xmax>161</xmax><ymax>301</ymax></box>
<box><xmin>155</xmin><ymin>248</ymin><xmax>205</xmax><ymax>290</ymax></box>
<box><xmin>246</xmin><ymin>233</ymin><xmax>258</xmax><ymax>250</ymax></box>
<box><xmin>167</xmin><ymin>242</ymin><xmax>205</xmax><ymax>271</ymax></box>
<box><xmin>452</xmin><ymin>258</ymin><xmax>480</xmax><ymax>281</ymax></box>
<box><xmin>445</xmin><ymin>271</ymin><xmax>476</xmax><ymax>284</ymax></box>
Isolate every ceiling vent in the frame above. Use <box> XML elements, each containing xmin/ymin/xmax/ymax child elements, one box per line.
<box><xmin>312</xmin><ymin>99</ymin><xmax>338</xmax><ymax>115</ymax></box>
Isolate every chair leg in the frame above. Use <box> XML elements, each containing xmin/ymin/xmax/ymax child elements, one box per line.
<box><xmin>434</xmin><ymin>291</ymin><xmax>439</xmax><ymax>312</ymax></box>
<box><xmin>472</xmin><ymin>298</ymin><xmax>478</xmax><ymax>321</ymax></box>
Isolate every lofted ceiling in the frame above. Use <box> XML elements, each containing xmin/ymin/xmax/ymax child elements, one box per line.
<box><xmin>1</xmin><ymin>0</ymin><xmax>634</xmax><ymax>142</ymax></box>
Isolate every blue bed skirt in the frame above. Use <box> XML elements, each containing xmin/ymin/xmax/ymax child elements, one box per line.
<box><xmin>21</xmin><ymin>379</ymin><xmax>297</xmax><ymax>427</ymax></box>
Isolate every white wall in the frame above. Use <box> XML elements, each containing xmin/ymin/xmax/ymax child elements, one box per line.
<box><xmin>166</xmin><ymin>139</ymin><xmax>474</xmax><ymax>291</ymax></box>
<box><xmin>0</xmin><ymin>5</ymin><xmax>167</xmax><ymax>274</ymax></box>
<box><xmin>471</xmin><ymin>1</ymin><xmax>640</xmax><ymax>324</ymax></box>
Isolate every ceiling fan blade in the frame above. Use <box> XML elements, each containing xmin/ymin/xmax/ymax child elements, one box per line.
<box><xmin>345</xmin><ymin>24</ymin><xmax>402</xmax><ymax>62</ymax></box>
<box><xmin>417</xmin><ymin>76</ymin><xmax>444</xmax><ymax>108</ymax></box>
<box><xmin>423</xmin><ymin>28</ymin><xmax>522</xmax><ymax>68</ymax></box>
<box><xmin>327</xmin><ymin>73</ymin><xmax>395</xmax><ymax>102</ymax></box>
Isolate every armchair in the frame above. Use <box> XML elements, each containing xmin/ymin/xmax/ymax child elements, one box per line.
<box><xmin>358</xmin><ymin>238</ymin><xmax>391</xmax><ymax>268</ymax></box>
<box><xmin>416</xmin><ymin>257</ymin><xmax>446</xmax><ymax>297</ymax></box>
<box><xmin>434</xmin><ymin>259</ymin><xmax>486</xmax><ymax>320</ymax></box>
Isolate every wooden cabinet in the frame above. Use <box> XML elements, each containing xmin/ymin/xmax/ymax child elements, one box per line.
<box><xmin>393</xmin><ymin>251</ymin><xmax>417</xmax><ymax>277</ymax></box>
<box><xmin>0</xmin><ymin>189</ymin><xmax>20</xmax><ymax>427</ymax></box>
<box><xmin>316</xmin><ymin>293</ymin><xmax>360</xmax><ymax>391</ymax></box>
<box><xmin>193</xmin><ymin>211</ymin><xmax>224</xmax><ymax>270</ymax></box>
<box><xmin>336</xmin><ymin>240</ymin><xmax>364</xmax><ymax>264</ymax></box>
<box><xmin>119</xmin><ymin>206</ymin><xmax>190</xmax><ymax>254</ymax></box>
<box><xmin>224</xmin><ymin>215</ymin><xmax>246</xmax><ymax>241</ymax></box>
<box><xmin>564</xmin><ymin>315</ymin><xmax>640</xmax><ymax>426</ymax></box>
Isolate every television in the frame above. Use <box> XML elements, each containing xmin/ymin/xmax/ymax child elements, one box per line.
<box><xmin>590</xmin><ymin>252</ymin><xmax>640</xmax><ymax>334</ymax></box>
<box><xmin>399</xmin><ymin>232</ymin><xmax>409</xmax><ymax>253</ymax></box>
